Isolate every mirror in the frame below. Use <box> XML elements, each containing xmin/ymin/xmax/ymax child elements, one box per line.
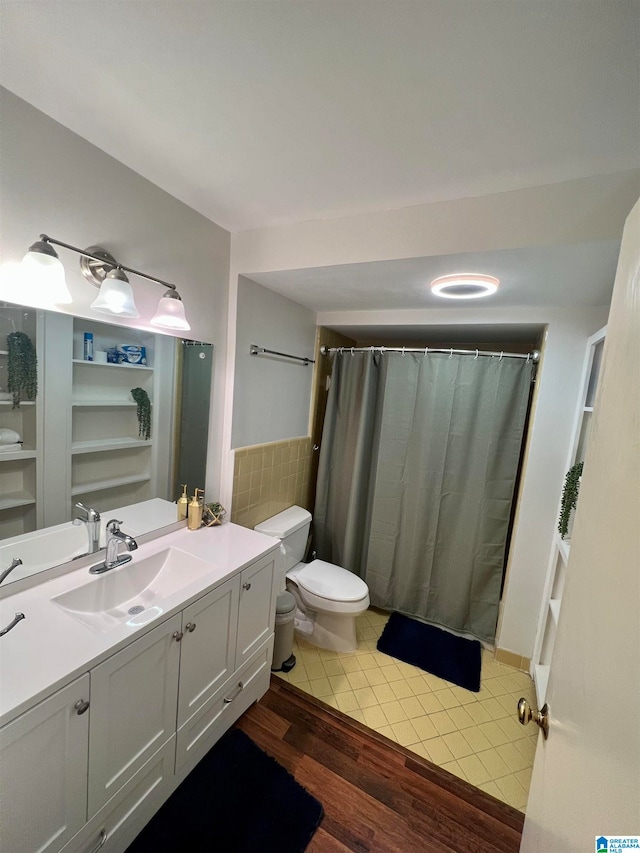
<box><xmin>0</xmin><ymin>301</ymin><xmax>213</xmax><ymax>585</ymax></box>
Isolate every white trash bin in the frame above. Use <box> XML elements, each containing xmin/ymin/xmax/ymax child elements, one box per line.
<box><xmin>272</xmin><ymin>591</ymin><xmax>296</xmax><ymax>672</ymax></box>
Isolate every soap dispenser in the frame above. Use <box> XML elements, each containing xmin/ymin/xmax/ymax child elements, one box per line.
<box><xmin>177</xmin><ymin>484</ymin><xmax>189</xmax><ymax>521</ymax></box>
<box><xmin>187</xmin><ymin>488</ymin><xmax>204</xmax><ymax>530</ymax></box>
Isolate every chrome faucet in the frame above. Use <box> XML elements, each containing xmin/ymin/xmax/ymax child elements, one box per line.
<box><xmin>73</xmin><ymin>502</ymin><xmax>101</xmax><ymax>553</ymax></box>
<box><xmin>90</xmin><ymin>519</ymin><xmax>138</xmax><ymax>574</ymax></box>
<box><xmin>0</xmin><ymin>558</ymin><xmax>22</xmax><ymax>585</ymax></box>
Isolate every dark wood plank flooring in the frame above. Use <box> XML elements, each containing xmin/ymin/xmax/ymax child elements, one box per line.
<box><xmin>234</xmin><ymin>678</ymin><xmax>524</xmax><ymax>853</ymax></box>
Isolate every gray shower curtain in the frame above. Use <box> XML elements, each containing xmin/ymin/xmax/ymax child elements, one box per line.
<box><xmin>314</xmin><ymin>350</ymin><xmax>532</xmax><ymax>643</ymax></box>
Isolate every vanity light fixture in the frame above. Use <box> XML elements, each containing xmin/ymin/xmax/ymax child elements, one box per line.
<box><xmin>17</xmin><ymin>235</ymin><xmax>191</xmax><ymax>330</ymax></box>
<box><xmin>430</xmin><ymin>273</ymin><xmax>499</xmax><ymax>300</ymax></box>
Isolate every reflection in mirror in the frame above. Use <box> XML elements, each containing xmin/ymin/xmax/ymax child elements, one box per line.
<box><xmin>0</xmin><ymin>302</ymin><xmax>213</xmax><ymax>585</ymax></box>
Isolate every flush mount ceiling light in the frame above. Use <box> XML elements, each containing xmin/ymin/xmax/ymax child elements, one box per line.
<box><xmin>430</xmin><ymin>273</ymin><xmax>499</xmax><ymax>300</ymax></box>
<box><xmin>10</xmin><ymin>235</ymin><xmax>191</xmax><ymax>330</ymax></box>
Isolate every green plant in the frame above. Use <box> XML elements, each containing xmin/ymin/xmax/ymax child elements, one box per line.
<box><xmin>7</xmin><ymin>331</ymin><xmax>38</xmax><ymax>409</ymax></box>
<box><xmin>558</xmin><ymin>461</ymin><xmax>583</xmax><ymax>539</ymax></box>
<box><xmin>130</xmin><ymin>387</ymin><xmax>151</xmax><ymax>440</ymax></box>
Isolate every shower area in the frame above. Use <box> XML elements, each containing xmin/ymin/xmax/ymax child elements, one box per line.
<box><xmin>311</xmin><ymin>330</ymin><xmax>540</xmax><ymax>646</ymax></box>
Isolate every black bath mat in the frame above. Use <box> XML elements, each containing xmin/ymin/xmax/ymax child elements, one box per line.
<box><xmin>377</xmin><ymin>612</ymin><xmax>482</xmax><ymax>692</ymax></box>
<box><xmin>127</xmin><ymin>728</ymin><xmax>323</xmax><ymax>853</ymax></box>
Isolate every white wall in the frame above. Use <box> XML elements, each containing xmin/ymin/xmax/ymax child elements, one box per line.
<box><xmin>0</xmin><ymin>89</ymin><xmax>230</xmax><ymax>496</ymax></box>
<box><xmin>232</xmin><ymin>276</ymin><xmax>315</xmax><ymax>448</ymax></box>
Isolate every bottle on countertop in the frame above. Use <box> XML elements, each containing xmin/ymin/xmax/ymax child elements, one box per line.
<box><xmin>177</xmin><ymin>484</ymin><xmax>189</xmax><ymax>521</ymax></box>
<box><xmin>83</xmin><ymin>332</ymin><xmax>94</xmax><ymax>361</ymax></box>
<box><xmin>187</xmin><ymin>488</ymin><xmax>204</xmax><ymax>530</ymax></box>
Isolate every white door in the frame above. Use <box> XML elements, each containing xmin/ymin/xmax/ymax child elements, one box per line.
<box><xmin>0</xmin><ymin>673</ymin><xmax>90</xmax><ymax>853</ymax></box>
<box><xmin>521</xmin><ymin>199</ymin><xmax>640</xmax><ymax>851</ymax></box>
<box><xmin>88</xmin><ymin>613</ymin><xmax>182</xmax><ymax>817</ymax></box>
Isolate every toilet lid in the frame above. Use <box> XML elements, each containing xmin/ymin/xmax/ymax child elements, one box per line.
<box><xmin>295</xmin><ymin>560</ymin><xmax>369</xmax><ymax>602</ymax></box>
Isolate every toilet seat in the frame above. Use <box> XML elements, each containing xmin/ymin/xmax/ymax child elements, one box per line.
<box><xmin>287</xmin><ymin>560</ymin><xmax>370</xmax><ymax>614</ymax></box>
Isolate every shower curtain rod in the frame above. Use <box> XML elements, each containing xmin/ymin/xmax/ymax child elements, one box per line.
<box><xmin>320</xmin><ymin>345</ymin><xmax>540</xmax><ymax>362</ymax></box>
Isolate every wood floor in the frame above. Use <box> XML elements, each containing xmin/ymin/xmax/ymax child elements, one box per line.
<box><xmin>235</xmin><ymin>678</ymin><xmax>524</xmax><ymax>853</ymax></box>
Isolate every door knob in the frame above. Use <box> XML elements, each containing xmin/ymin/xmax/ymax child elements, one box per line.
<box><xmin>517</xmin><ymin>697</ymin><xmax>549</xmax><ymax>739</ymax></box>
<box><xmin>243</xmin><ymin>582</ymin><xmax>251</xmax><ymax>591</ymax></box>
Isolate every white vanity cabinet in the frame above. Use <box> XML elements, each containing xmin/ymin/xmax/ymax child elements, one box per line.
<box><xmin>0</xmin><ymin>534</ymin><xmax>280</xmax><ymax>853</ymax></box>
<box><xmin>0</xmin><ymin>674</ymin><xmax>90</xmax><ymax>853</ymax></box>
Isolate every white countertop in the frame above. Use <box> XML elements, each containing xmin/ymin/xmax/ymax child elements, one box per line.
<box><xmin>0</xmin><ymin>523</ymin><xmax>280</xmax><ymax>728</ymax></box>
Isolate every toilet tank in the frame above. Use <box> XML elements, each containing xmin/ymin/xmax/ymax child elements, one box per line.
<box><xmin>255</xmin><ymin>506</ymin><xmax>311</xmax><ymax>572</ymax></box>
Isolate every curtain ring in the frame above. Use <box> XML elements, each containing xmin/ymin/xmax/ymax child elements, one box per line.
<box><xmin>402</xmin><ymin>347</ymin><xmax>405</xmax><ymax>357</ymax></box>
<box><xmin>475</xmin><ymin>349</ymin><xmax>479</xmax><ymax>360</ymax></box>
<box><xmin>499</xmin><ymin>351</ymin><xmax>504</xmax><ymax>361</ymax></box>
<box><xmin>424</xmin><ymin>346</ymin><xmax>429</xmax><ymax>358</ymax></box>
<box><xmin>526</xmin><ymin>353</ymin><xmax>530</xmax><ymax>364</ymax></box>
<box><xmin>449</xmin><ymin>348</ymin><xmax>453</xmax><ymax>359</ymax></box>
<box><xmin>351</xmin><ymin>347</ymin><xmax>355</xmax><ymax>357</ymax></box>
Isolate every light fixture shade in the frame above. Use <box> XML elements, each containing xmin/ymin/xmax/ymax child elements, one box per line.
<box><xmin>150</xmin><ymin>290</ymin><xmax>191</xmax><ymax>331</ymax></box>
<box><xmin>90</xmin><ymin>269</ymin><xmax>140</xmax><ymax>318</ymax></box>
<box><xmin>430</xmin><ymin>274</ymin><xmax>499</xmax><ymax>299</ymax></box>
<box><xmin>21</xmin><ymin>241</ymin><xmax>73</xmax><ymax>305</ymax></box>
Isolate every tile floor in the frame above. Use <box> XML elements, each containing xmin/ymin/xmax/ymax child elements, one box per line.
<box><xmin>273</xmin><ymin>608</ymin><xmax>538</xmax><ymax>811</ymax></box>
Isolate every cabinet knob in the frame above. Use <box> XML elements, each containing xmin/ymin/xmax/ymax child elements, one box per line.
<box><xmin>185</xmin><ymin>622</ymin><xmax>197</xmax><ymax>633</ymax></box>
<box><xmin>74</xmin><ymin>699</ymin><xmax>90</xmax><ymax>715</ymax></box>
<box><xmin>172</xmin><ymin>631</ymin><xmax>184</xmax><ymax>642</ymax></box>
<box><xmin>243</xmin><ymin>582</ymin><xmax>251</xmax><ymax>591</ymax></box>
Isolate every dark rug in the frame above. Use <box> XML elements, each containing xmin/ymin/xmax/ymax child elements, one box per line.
<box><xmin>377</xmin><ymin>612</ymin><xmax>482</xmax><ymax>692</ymax></box>
<box><xmin>127</xmin><ymin>728</ymin><xmax>323</xmax><ymax>853</ymax></box>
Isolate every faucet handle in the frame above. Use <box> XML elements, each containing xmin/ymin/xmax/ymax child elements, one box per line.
<box><xmin>106</xmin><ymin>519</ymin><xmax>123</xmax><ymax>533</ymax></box>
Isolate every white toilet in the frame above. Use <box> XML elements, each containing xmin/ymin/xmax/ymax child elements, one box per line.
<box><xmin>255</xmin><ymin>506</ymin><xmax>370</xmax><ymax>653</ymax></box>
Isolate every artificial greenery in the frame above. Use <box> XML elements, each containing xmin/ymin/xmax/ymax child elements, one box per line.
<box><xmin>558</xmin><ymin>461</ymin><xmax>583</xmax><ymax>539</ymax></box>
<box><xmin>203</xmin><ymin>501</ymin><xmax>226</xmax><ymax>526</ymax></box>
<box><xmin>130</xmin><ymin>387</ymin><xmax>151</xmax><ymax>440</ymax></box>
<box><xmin>7</xmin><ymin>331</ymin><xmax>38</xmax><ymax>409</ymax></box>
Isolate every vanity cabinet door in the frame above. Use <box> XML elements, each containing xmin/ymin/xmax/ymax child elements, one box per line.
<box><xmin>87</xmin><ymin>613</ymin><xmax>182</xmax><ymax>818</ymax></box>
<box><xmin>177</xmin><ymin>575</ymin><xmax>239</xmax><ymax>728</ymax></box>
<box><xmin>235</xmin><ymin>552</ymin><xmax>276</xmax><ymax>668</ymax></box>
<box><xmin>0</xmin><ymin>673</ymin><xmax>90</xmax><ymax>853</ymax></box>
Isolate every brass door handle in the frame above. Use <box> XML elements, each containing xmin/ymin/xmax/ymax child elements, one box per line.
<box><xmin>517</xmin><ymin>697</ymin><xmax>549</xmax><ymax>739</ymax></box>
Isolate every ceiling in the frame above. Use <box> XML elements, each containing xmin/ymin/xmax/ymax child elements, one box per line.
<box><xmin>1</xmin><ymin>1</ymin><xmax>638</xmax><ymax>234</ymax></box>
<box><xmin>1</xmin><ymin>1</ymin><xmax>637</xmax><ymax>320</ymax></box>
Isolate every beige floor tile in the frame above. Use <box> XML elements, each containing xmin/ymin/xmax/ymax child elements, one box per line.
<box><xmin>359</xmin><ymin>626</ymin><xmax>379</xmax><ymax>640</ymax></box>
<box><xmin>380</xmin><ymin>701</ymin><xmax>408</xmax><ymax>724</ymax></box>
<box><xmin>341</xmin><ymin>656</ymin><xmax>363</xmax><ymax>673</ymax></box>
<box><xmin>478</xmin><ymin>721</ymin><xmax>511</xmax><ymax>747</ymax></box>
<box><xmin>364</xmin><ymin>668</ymin><xmax>389</xmax><ymax>687</ymax></box>
<box><xmin>482</xmin><ymin>677</ymin><xmax>509</xmax><ymax>697</ymax></box>
<box><xmin>446</xmin><ymin>705</ymin><xmax>476</xmax><ymax>730</ymax></box>
<box><xmin>477</xmin><ymin>780</ymin><xmax>502</xmax><ymax>799</ymax></box>
<box><xmin>322</xmin><ymin>659</ymin><xmax>345</xmax><ymax>677</ymax></box>
<box><xmin>477</xmin><ymin>748</ymin><xmax>512</xmax><ymax>779</ymax></box>
<box><xmin>399</xmin><ymin>696</ymin><xmax>425</xmax><ymax>719</ymax></box>
<box><xmin>363</xmin><ymin>705</ymin><xmax>389</xmax><ymax>729</ymax></box>
<box><xmin>396</xmin><ymin>661</ymin><xmax>420</xmax><ymax>678</ymax></box>
<box><xmin>347</xmin><ymin>708</ymin><xmax>367</xmax><ymax>724</ymax></box>
<box><xmin>514</xmin><ymin>737</ymin><xmax>537</xmax><ymax>761</ymax></box>
<box><xmin>433</xmin><ymin>688</ymin><xmax>461</xmax><ymax>710</ymax></box>
<box><xmin>423</xmin><ymin>672</ymin><xmax>449</xmax><ymax>691</ymax></box>
<box><xmin>417</xmin><ymin>692</ymin><xmax>444</xmax><ymax>715</ymax></box>
<box><xmin>323</xmin><ymin>695</ymin><xmax>340</xmax><ymax>710</ymax></box>
<box><xmin>514</xmin><ymin>767</ymin><xmax>534</xmax><ymax>791</ymax></box>
<box><xmin>496</xmin><ymin>716</ymin><xmax>529</xmax><ymax>742</ymax></box>
<box><xmin>449</xmin><ymin>685</ymin><xmax>479</xmax><ymax>705</ymax></box>
<box><xmin>357</xmin><ymin>653</ymin><xmax>380</xmax><ymax>671</ymax></box>
<box><xmin>495</xmin><ymin>742</ymin><xmax>531</xmax><ymax>773</ymax></box>
<box><xmin>379</xmin><ymin>663</ymin><xmax>406</xmax><ymax>682</ymax></box>
<box><xmin>346</xmin><ymin>670</ymin><xmax>370</xmax><ymax>691</ymax></box>
<box><xmin>309</xmin><ymin>677</ymin><xmax>333</xmax><ymax>698</ymax></box>
<box><xmin>497</xmin><ymin>674</ymin><xmax>525</xmax><ymax>694</ymax></box>
<box><xmin>457</xmin><ymin>753</ymin><xmax>491</xmax><ymax>786</ymax></box>
<box><xmin>410</xmin><ymin>741</ymin><xmax>431</xmax><ymax>760</ymax></box>
<box><xmin>336</xmin><ymin>691</ymin><xmax>359</xmax><ymax>713</ymax></box>
<box><xmin>288</xmin><ymin>665</ymin><xmax>309</xmax><ymax>684</ymax></box>
<box><xmin>442</xmin><ymin>731</ymin><xmax>475</xmax><ymax>759</ymax></box>
<box><xmin>441</xmin><ymin>760</ymin><xmax>468</xmax><ymax>781</ymax></box>
<box><xmin>495</xmin><ymin>773</ymin><xmax>528</xmax><ymax>810</ymax></box>
<box><xmin>305</xmin><ymin>662</ymin><xmax>327</xmax><ymax>681</ymax></box>
<box><xmin>376</xmin><ymin>724</ymin><xmax>395</xmax><ymax>740</ymax></box>
<box><xmin>389</xmin><ymin>679</ymin><xmax>415</xmax><ymax>700</ymax></box>
<box><xmin>479</xmin><ymin>697</ymin><xmax>510</xmax><ymax>720</ymax></box>
<box><xmin>411</xmin><ymin>715</ymin><xmax>439</xmax><ymax>742</ymax></box>
<box><xmin>372</xmin><ymin>683</ymin><xmax>397</xmax><ymax>704</ymax></box>
<box><xmin>465</xmin><ymin>702</ymin><xmax>493</xmax><ymax>725</ymax></box>
<box><xmin>353</xmin><ymin>686</ymin><xmax>379</xmax><ymax>709</ymax></box>
<box><xmin>328</xmin><ymin>674</ymin><xmax>352</xmax><ymax>694</ymax></box>
<box><xmin>430</xmin><ymin>710</ymin><xmax>458</xmax><ymax>736</ymax></box>
<box><xmin>460</xmin><ymin>726</ymin><xmax>493</xmax><ymax>754</ymax></box>
<box><xmin>496</xmin><ymin>692</ymin><xmax>520</xmax><ymax>715</ymax></box>
<box><xmin>423</xmin><ymin>737</ymin><xmax>455</xmax><ymax>765</ymax></box>
<box><xmin>403</xmin><ymin>675</ymin><xmax>428</xmax><ymax>695</ymax></box>
<box><xmin>391</xmin><ymin>720</ymin><xmax>421</xmax><ymax>746</ymax></box>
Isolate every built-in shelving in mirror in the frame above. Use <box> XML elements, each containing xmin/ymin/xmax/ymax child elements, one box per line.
<box><xmin>0</xmin><ymin>302</ymin><xmax>213</xmax><ymax>585</ymax></box>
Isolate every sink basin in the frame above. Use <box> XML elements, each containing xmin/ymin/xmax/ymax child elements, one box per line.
<box><xmin>51</xmin><ymin>547</ymin><xmax>216</xmax><ymax>633</ymax></box>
